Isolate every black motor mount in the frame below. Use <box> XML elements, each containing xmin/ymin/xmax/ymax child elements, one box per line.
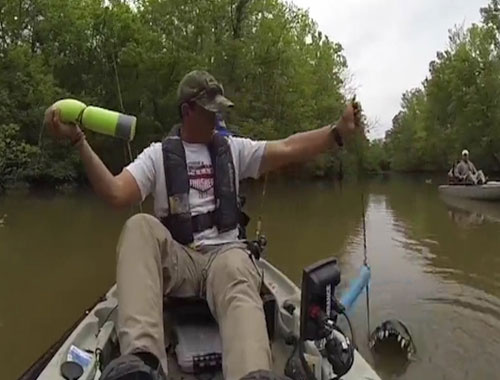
<box><xmin>286</xmin><ymin>257</ymin><xmax>354</xmax><ymax>380</ymax></box>
<box><xmin>300</xmin><ymin>258</ymin><xmax>341</xmax><ymax>341</ymax></box>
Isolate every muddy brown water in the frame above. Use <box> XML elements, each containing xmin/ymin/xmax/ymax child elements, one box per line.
<box><xmin>1</xmin><ymin>176</ymin><xmax>500</xmax><ymax>379</ymax></box>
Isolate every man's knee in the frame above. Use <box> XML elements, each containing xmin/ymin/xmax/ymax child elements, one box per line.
<box><xmin>117</xmin><ymin>213</ymin><xmax>168</xmax><ymax>261</ymax></box>
<box><xmin>122</xmin><ymin>213</ymin><xmax>159</xmax><ymax>232</ymax></box>
<box><xmin>120</xmin><ymin>213</ymin><xmax>174</xmax><ymax>242</ymax></box>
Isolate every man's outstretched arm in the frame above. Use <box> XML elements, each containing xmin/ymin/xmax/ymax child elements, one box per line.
<box><xmin>259</xmin><ymin>102</ymin><xmax>361</xmax><ymax>174</ymax></box>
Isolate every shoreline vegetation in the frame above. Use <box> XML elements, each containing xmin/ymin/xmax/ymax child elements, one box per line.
<box><xmin>383</xmin><ymin>1</ymin><xmax>500</xmax><ymax>174</ymax></box>
<box><xmin>2</xmin><ymin>0</ymin><xmax>500</xmax><ymax>193</ymax></box>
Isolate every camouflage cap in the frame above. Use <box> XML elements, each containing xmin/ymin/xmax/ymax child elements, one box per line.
<box><xmin>177</xmin><ymin>70</ymin><xmax>234</xmax><ymax>113</ymax></box>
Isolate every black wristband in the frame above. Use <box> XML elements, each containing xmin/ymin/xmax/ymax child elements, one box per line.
<box><xmin>331</xmin><ymin>126</ymin><xmax>344</xmax><ymax>147</ymax></box>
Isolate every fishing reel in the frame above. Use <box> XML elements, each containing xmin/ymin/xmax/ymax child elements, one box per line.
<box><xmin>286</xmin><ymin>258</ymin><xmax>355</xmax><ymax>380</ymax></box>
<box><xmin>246</xmin><ymin>235</ymin><xmax>267</xmax><ymax>260</ymax></box>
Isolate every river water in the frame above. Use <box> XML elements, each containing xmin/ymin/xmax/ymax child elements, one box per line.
<box><xmin>2</xmin><ymin>176</ymin><xmax>500</xmax><ymax>379</ymax></box>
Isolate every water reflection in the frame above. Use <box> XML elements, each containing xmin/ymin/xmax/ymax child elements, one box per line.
<box><xmin>372</xmin><ymin>177</ymin><xmax>500</xmax><ymax>379</ymax></box>
<box><xmin>447</xmin><ymin>208</ymin><xmax>486</xmax><ymax>227</ymax></box>
<box><xmin>440</xmin><ymin>194</ymin><xmax>500</xmax><ymax>226</ymax></box>
<box><xmin>377</xmin><ymin>178</ymin><xmax>500</xmax><ymax>296</ymax></box>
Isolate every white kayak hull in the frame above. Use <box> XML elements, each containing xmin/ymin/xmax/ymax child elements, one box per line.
<box><xmin>33</xmin><ymin>259</ymin><xmax>380</xmax><ymax>380</ymax></box>
<box><xmin>438</xmin><ymin>181</ymin><xmax>500</xmax><ymax>200</ymax></box>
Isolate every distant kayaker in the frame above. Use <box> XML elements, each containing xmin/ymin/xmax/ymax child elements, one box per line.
<box><xmin>44</xmin><ymin>70</ymin><xmax>361</xmax><ymax>380</ymax></box>
<box><xmin>449</xmin><ymin>149</ymin><xmax>487</xmax><ymax>185</ymax></box>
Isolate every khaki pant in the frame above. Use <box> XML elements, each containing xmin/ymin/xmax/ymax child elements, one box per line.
<box><xmin>116</xmin><ymin>214</ymin><xmax>272</xmax><ymax>380</ymax></box>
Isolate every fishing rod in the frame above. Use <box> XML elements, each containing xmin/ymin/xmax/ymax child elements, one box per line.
<box><xmin>215</xmin><ymin>115</ymin><xmax>269</xmax><ymax>257</ymax></box>
<box><xmin>362</xmin><ymin>193</ymin><xmax>371</xmax><ymax>339</ymax></box>
<box><xmin>111</xmin><ymin>49</ymin><xmax>143</xmax><ymax>213</ymax></box>
<box><xmin>255</xmin><ymin>173</ymin><xmax>268</xmax><ymax>240</ymax></box>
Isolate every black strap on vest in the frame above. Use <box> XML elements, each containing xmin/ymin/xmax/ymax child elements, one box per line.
<box><xmin>191</xmin><ymin>211</ymin><xmax>215</xmax><ymax>233</ymax></box>
<box><xmin>161</xmin><ymin>126</ymin><xmax>239</xmax><ymax>245</ymax></box>
<box><xmin>209</xmin><ymin>133</ymin><xmax>239</xmax><ymax>231</ymax></box>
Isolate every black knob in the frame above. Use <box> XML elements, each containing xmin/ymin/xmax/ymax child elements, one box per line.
<box><xmin>60</xmin><ymin>361</ymin><xmax>84</xmax><ymax>380</ymax></box>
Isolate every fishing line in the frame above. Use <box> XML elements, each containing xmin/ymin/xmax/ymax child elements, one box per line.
<box><xmin>361</xmin><ymin>193</ymin><xmax>371</xmax><ymax>340</ymax></box>
<box><xmin>255</xmin><ymin>173</ymin><xmax>269</xmax><ymax>239</ymax></box>
<box><xmin>110</xmin><ymin>40</ymin><xmax>143</xmax><ymax>213</ymax></box>
<box><xmin>126</xmin><ymin>140</ymin><xmax>143</xmax><ymax>213</ymax></box>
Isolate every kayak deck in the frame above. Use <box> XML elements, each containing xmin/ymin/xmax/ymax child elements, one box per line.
<box><xmin>34</xmin><ymin>260</ymin><xmax>380</xmax><ymax>380</ymax></box>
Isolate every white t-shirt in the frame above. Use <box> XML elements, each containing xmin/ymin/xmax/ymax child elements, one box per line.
<box><xmin>126</xmin><ymin>136</ymin><xmax>266</xmax><ymax>247</ymax></box>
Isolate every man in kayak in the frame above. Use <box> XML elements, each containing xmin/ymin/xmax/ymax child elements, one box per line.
<box><xmin>449</xmin><ymin>149</ymin><xmax>487</xmax><ymax>185</ymax></box>
<box><xmin>44</xmin><ymin>70</ymin><xmax>360</xmax><ymax>380</ymax></box>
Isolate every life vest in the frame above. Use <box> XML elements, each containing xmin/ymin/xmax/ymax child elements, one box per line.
<box><xmin>160</xmin><ymin>126</ymin><xmax>239</xmax><ymax>245</ymax></box>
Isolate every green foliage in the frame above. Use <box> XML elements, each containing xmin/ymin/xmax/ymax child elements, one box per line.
<box><xmin>386</xmin><ymin>0</ymin><xmax>500</xmax><ymax>172</ymax></box>
<box><xmin>364</xmin><ymin>139</ymin><xmax>390</xmax><ymax>173</ymax></box>
<box><xmin>0</xmin><ymin>124</ymin><xmax>39</xmax><ymax>186</ymax></box>
<box><xmin>0</xmin><ymin>0</ymin><xmax>371</xmax><ymax>187</ymax></box>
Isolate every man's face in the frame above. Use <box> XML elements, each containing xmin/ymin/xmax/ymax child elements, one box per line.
<box><xmin>185</xmin><ymin>103</ymin><xmax>216</xmax><ymax>143</ymax></box>
<box><xmin>463</xmin><ymin>154</ymin><xmax>469</xmax><ymax>162</ymax></box>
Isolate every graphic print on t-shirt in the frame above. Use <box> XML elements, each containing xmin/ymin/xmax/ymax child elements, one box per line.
<box><xmin>187</xmin><ymin>161</ymin><xmax>214</xmax><ymax>198</ymax></box>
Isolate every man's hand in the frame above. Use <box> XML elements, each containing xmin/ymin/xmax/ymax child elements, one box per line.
<box><xmin>43</xmin><ymin>105</ymin><xmax>141</xmax><ymax>207</ymax></box>
<box><xmin>334</xmin><ymin>99</ymin><xmax>362</xmax><ymax>141</ymax></box>
<box><xmin>259</xmin><ymin>98</ymin><xmax>363</xmax><ymax>175</ymax></box>
<box><xmin>44</xmin><ymin>107</ymin><xmax>83</xmax><ymax>144</ymax></box>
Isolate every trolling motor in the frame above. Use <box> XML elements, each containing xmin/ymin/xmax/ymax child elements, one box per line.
<box><xmin>285</xmin><ymin>258</ymin><xmax>355</xmax><ymax>380</ymax></box>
